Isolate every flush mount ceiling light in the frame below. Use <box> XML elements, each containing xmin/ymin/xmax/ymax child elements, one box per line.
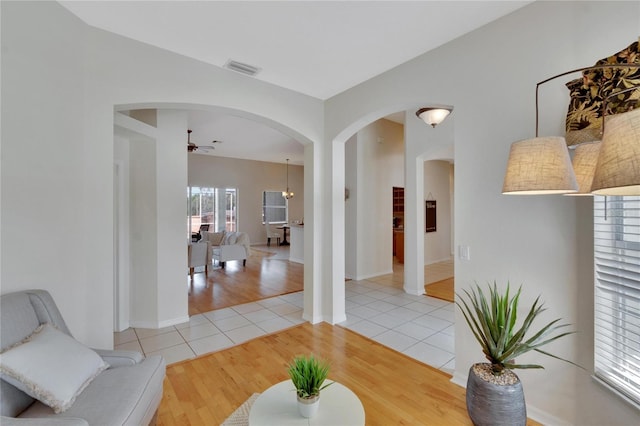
<box><xmin>415</xmin><ymin>107</ymin><xmax>453</xmax><ymax>128</ymax></box>
<box><xmin>502</xmin><ymin>62</ymin><xmax>640</xmax><ymax>196</ymax></box>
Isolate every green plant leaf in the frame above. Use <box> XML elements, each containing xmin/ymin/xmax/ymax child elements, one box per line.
<box><xmin>455</xmin><ymin>281</ymin><xmax>580</xmax><ymax>372</ymax></box>
<box><xmin>287</xmin><ymin>354</ymin><xmax>333</xmax><ymax>398</ymax></box>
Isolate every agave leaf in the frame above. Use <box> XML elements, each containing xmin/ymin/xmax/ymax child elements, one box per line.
<box><xmin>502</xmin><ymin>298</ymin><xmax>545</xmax><ymax>357</ymax></box>
<box><xmin>525</xmin><ymin>329</ymin><xmax>575</xmax><ymax>351</ymax></box>
<box><xmin>467</xmin><ymin>287</ymin><xmax>499</xmax><ymax>357</ymax></box>
<box><xmin>507</xmin><ymin>286</ymin><xmax>521</xmax><ymax>332</ymax></box>
<box><xmin>505</xmin><ymin>362</ymin><xmax>545</xmax><ymax>370</ymax></box>
<box><xmin>474</xmin><ymin>287</ymin><xmax>500</xmax><ymax>359</ymax></box>
<box><xmin>522</xmin><ymin>319</ymin><xmax>567</xmax><ymax>345</ymax></box>
<box><xmin>456</xmin><ymin>296</ymin><xmax>490</xmax><ymax>350</ymax></box>
<box><xmin>481</xmin><ymin>285</ymin><xmax>500</xmax><ymax>344</ymax></box>
<box><xmin>496</xmin><ymin>285</ymin><xmax>519</xmax><ymax>357</ymax></box>
<box><xmin>456</xmin><ymin>281</ymin><xmax>580</xmax><ymax>372</ymax></box>
<box><xmin>534</xmin><ymin>348</ymin><xmax>585</xmax><ymax>370</ymax></box>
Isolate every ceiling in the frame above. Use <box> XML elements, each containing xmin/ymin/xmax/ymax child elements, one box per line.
<box><xmin>61</xmin><ymin>1</ymin><xmax>531</xmax><ymax>164</ymax></box>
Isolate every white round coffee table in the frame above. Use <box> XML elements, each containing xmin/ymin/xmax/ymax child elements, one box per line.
<box><xmin>248</xmin><ymin>379</ymin><xmax>365</xmax><ymax>425</ymax></box>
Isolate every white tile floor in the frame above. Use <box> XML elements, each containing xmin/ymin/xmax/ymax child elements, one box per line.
<box><xmin>114</xmin><ymin>276</ymin><xmax>455</xmax><ymax>374</ymax></box>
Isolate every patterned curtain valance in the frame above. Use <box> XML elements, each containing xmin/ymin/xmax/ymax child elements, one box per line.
<box><xmin>565</xmin><ymin>39</ymin><xmax>639</xmax><ymax>146</ymax></box>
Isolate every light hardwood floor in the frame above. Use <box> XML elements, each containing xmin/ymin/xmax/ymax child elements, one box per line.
<box><xmin>188</xmin><ymin>246</ymin><xmax>452</xmax><ymax>315</ymax></box>
<box><xmin>158</xmin><ymin>322</ymin><xmax>539</xmax><ymax>426</ymax></box>
<box><xmin>188</xmin><ymin>246</ymin><xmax>303</xmax><ymax>315</ymax></box>
<box><xmin>425</xmin><ymin>277</ymin><xmax>455</xmax><ymax>302</ymax></box>
<box><xmin>159</xmin><ymin>322</ymin><xmax>470</xmax><ymax>425</ymax></box>
<box><xmin>160</xmin><ymin>254</ymin><xmax>542</xmax><ymax>426</ymax></box>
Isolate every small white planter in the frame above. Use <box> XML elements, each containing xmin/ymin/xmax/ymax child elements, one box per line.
<box><xmin>297</xmin><ymin>394</ymin><xmax>320</xmax><ymax>418</ymax></box>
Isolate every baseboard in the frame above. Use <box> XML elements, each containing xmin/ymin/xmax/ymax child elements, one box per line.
<box><xmin>302</xmin><ymin>311</ymin><xmax>322</xmax><ymax>324</ymax></box>
<box><xmin>289</xmin><ymin>256</ymin><xmax>303</xmax><ymax>264</ymax></box>
<box><xmin>425</xmin><ymin>257</ymin><xmax>453</xmax><ymax>266</ymax></box>
<box><xmin>159</xmin><ymin>316</ymin><xmax>190</xmax><ymax>328</ymax></box>
<box><xmin>352</xmin><ymin>270</ymin><xmax>394</xmax><ymax>281</ymax></box>
<box><xmin>326</xmin><ymin>313</ymin><xmax>347</xmax><ymax>325</ymax></box>
<box><xmin>403</xmin><ymin>285</ymin><xmax>425</xmax><ymax>296</ymax></box>
<box><xmin>130</xmin><ymin>315</ymin><xmax>190</xmax><ymax>329</ymax></box>
<box><xmin>450</xmin><ymin>371</ymin><xmax>467</xmax><ymax>388</ymax></box>
<box><xmin>526</xmin><ymin>405</ymin><xmax>572</xmax><ymax>426</ymax></box>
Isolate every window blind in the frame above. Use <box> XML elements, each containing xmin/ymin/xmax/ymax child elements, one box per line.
<box><xmin>263</xmin><ymin>191</ymin><xmax>287</xmax><ymax>224</ymax></box>
<box><xmin>594</xmin><ymin>195</ymin><xmax>640</xmax><ymax>406</ymax></box>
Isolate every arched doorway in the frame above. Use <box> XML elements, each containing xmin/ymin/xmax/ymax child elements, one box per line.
<box><xmin>112</xmin><ymin>103</ymin><xmax>315</xmax><ymax>331</ymax></box>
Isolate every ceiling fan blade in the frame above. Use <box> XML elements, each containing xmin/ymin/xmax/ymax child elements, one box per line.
<box><xmin>185</xmin><ymin>130</ymin><xmax>219</xmax><ymax>152</ymax></box>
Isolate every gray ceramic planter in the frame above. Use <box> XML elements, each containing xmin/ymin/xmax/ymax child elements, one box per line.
<box><xmin>466</xmin><ymin>363</ymin><xmax>526</xmax><ymax>426</ymax></box>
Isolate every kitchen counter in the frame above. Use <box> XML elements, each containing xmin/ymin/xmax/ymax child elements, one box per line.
<box><xmin>393</xmin><ymin>229</ymin><xmax>404</xmax><ymax>263</ymax></box>
<box><xmin>289</xmin><ymin>224</ymin><xmax>304</xmax><ymax>264</ymax></box>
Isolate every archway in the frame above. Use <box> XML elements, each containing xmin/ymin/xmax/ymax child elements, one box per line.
<box><xmin>113</xmin><ymin>103</ymin><xmax>316</xmax><ymax>331</ymax></box>
<box><xmin>327</xmin><ymin>102</ymin><xmax>455</xmax><ymax>322</ymax></box>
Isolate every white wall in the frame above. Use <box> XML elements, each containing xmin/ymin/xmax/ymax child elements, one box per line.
<box><xmin>188</xmin><ymin>155</ymin><xmax>304</xmax><ymax>245</ymax></box>
<box><xmin>1</xmin><ymin>1</ymin><xmax>323</xmax><ymax>347</ymax></box>
<box><xmin>113</xmin><ymin>136</ymin><xmax>131</xmax><ymax>331</ymax></box>
<box><xmin>343</xmin><ymin>116</ymin><xmax>455</xmax><ymax>286</ymax></box>
<box><xmin>344</xmin><ymin>135</ymin><xmax>358</xmax><ymax>279</ymax></box>
<box><xmin>2</xmin><ymin>2</ymin><xmax>639</xmax><ymax>423</ymax></box>
<box><xmin>423</xmin><ymin>160</ymin><xmax>452</xmax><ymax>264</ymax></box>
<box><xmin>0</xmin><ymin>2</ymin><xmax>112</xmax><ymax>347</ymax></box>
<box><xmin>154</xmin><ymin>110</ymin><xmax>190</xmax><ymax>328</ymax></box>
<box><xmin>128</xmin><ymin>137</ymin><xmax>159</xmax><ymax>326</ymax></box>
<box><xmin>353</xmin><ymin>119</ymin><xmax>404</xmax><ymax>279</ymax></box>
<box><xmin>325</xmin><ymin>1</ymin><xmax>639</xmax><ymax>424</ymax></box>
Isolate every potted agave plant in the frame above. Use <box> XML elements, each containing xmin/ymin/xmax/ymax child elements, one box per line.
<box><xmin>457</xmin><ymin>282</ymin><xmax>579</xmax><ymax>426</ymax></box>
<box><xmin>287</xmin><ymin>354</ymin><xmax>333</xmax><ymax>418</ymax></box>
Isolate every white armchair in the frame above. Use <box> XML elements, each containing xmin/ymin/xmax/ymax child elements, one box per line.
<box><xmin>264</xmin><ymin>222</ymin><xmax>281</xmax><ymax>247</ymax></box>
<box><xmin>212</xmin><ymin>231</ymin><xmax>250</xmax><ymax>268</ymax></box>
<box><xmin>188</xmin><ymin>241</ymin><xmax>210</xmax><ymax>286</ymax></box>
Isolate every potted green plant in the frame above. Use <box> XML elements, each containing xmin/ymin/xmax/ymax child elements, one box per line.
<box><xmin>287</xmin><ymin>354</ymin><xmax>333</xmax><ymax>418</ymax></box>
<box><xmin>457</xmin><ymin>282</ymin><xmax>578</xmax><ymax>426</ymax></box>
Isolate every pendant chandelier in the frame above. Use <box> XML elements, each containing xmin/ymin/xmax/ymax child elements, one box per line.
<box><xmin>502</xmin><ymin>63</ymin><xmax>640</xmax><ymax>196</ymax></box>
<box><xmin>282</xmin><ymin>159</ymin><xmax>294</xmax><ymax>200</ymax></box>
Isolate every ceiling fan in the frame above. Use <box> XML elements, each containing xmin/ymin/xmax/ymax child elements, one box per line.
<box><xmin>186</xmin><ymin>129</ymin><xmax>221</xmax><ymax>153</ymax></box>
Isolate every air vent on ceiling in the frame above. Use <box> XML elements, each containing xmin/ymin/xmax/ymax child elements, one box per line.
<box><xmin>224</xmin><ymin>60</ymin><xmax>262</xmax><ymax>77</ymax></box>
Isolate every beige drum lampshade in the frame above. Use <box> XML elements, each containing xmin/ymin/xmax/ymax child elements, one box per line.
<box><xmin>566</xmin><ymin>141</ymin><xmax>602</xmax><ymax>196</ymax></box>
<box><xmin>502</xmin><ymin>137</ymin><xmax>578</xmax><ymax>195</ymax></box>
<box><xmin>591</xmin><ymin>108</ymin><xmax>640</xmax><ymax>196</ymax></box>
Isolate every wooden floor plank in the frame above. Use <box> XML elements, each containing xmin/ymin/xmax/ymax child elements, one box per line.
<box><xmin>425</xmin><ymin>277</ymin><xmax>455</xmax><ymax>302</ymax></box>
<box><xmin>158</xmin><ymin>323</ymin><xmax>473</xmax><ymax>426</ymax></box>
<box><xmin>188</xmin><ymin>248</ymin><xmax>303</xmax><ymax>315</ymax></box>
<box><xmin>170</xmin><ymin>258</ymin><xmax>542</xmax><ymax>426</ymax></box>
<box><xmin>157</xmin><ymin>322</ymin><xmax>540</xmax><ymax>426</ymax></box>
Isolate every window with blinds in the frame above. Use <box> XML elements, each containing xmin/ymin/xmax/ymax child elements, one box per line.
<box><xmin>594</xmin><ymin>195</ymin><xmax>640</xmax><ymax>406</ymax></box>
<box><xmin>262</xmin><ymin>191</ymin><xmax>287</xmax><ymax>224</ymax></box>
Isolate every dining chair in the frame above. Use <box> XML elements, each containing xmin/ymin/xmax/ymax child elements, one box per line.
<box><xmin>264</xmin><ymin>222</ymin><xmax>281</xmax><ymax>247</ymax></box>
<box><xmin>188</xmin><ymin>241</ymin><xmax>210</xmax><ymax>292</ymax></box>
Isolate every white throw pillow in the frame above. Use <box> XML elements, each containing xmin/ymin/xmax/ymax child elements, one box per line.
<box><xmin>0</xmin><ymin>323</ymin><xmax>108</xmax><ymax>413</ymax></box>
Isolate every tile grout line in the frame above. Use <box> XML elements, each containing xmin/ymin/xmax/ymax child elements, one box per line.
<box><xmin>116</xmin><ymin>274</ymin><xmax>455</xmax><ymax>372</ymax></box>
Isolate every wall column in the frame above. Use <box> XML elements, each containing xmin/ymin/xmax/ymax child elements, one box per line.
<box><xmin>403</xmin><ymin>115</ymin><xmax>427</xmax><ymax>295</ymax></box>
<box><xmin>155</xmin><ymin>110</ymin><xmax>190</xmax><ymax>327</ymax></box>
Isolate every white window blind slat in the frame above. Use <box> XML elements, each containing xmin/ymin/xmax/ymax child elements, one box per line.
<box><xmin>594</xmin><ymin>195</ymin><xmax>640</xmax><ymax>407</ymax></box>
